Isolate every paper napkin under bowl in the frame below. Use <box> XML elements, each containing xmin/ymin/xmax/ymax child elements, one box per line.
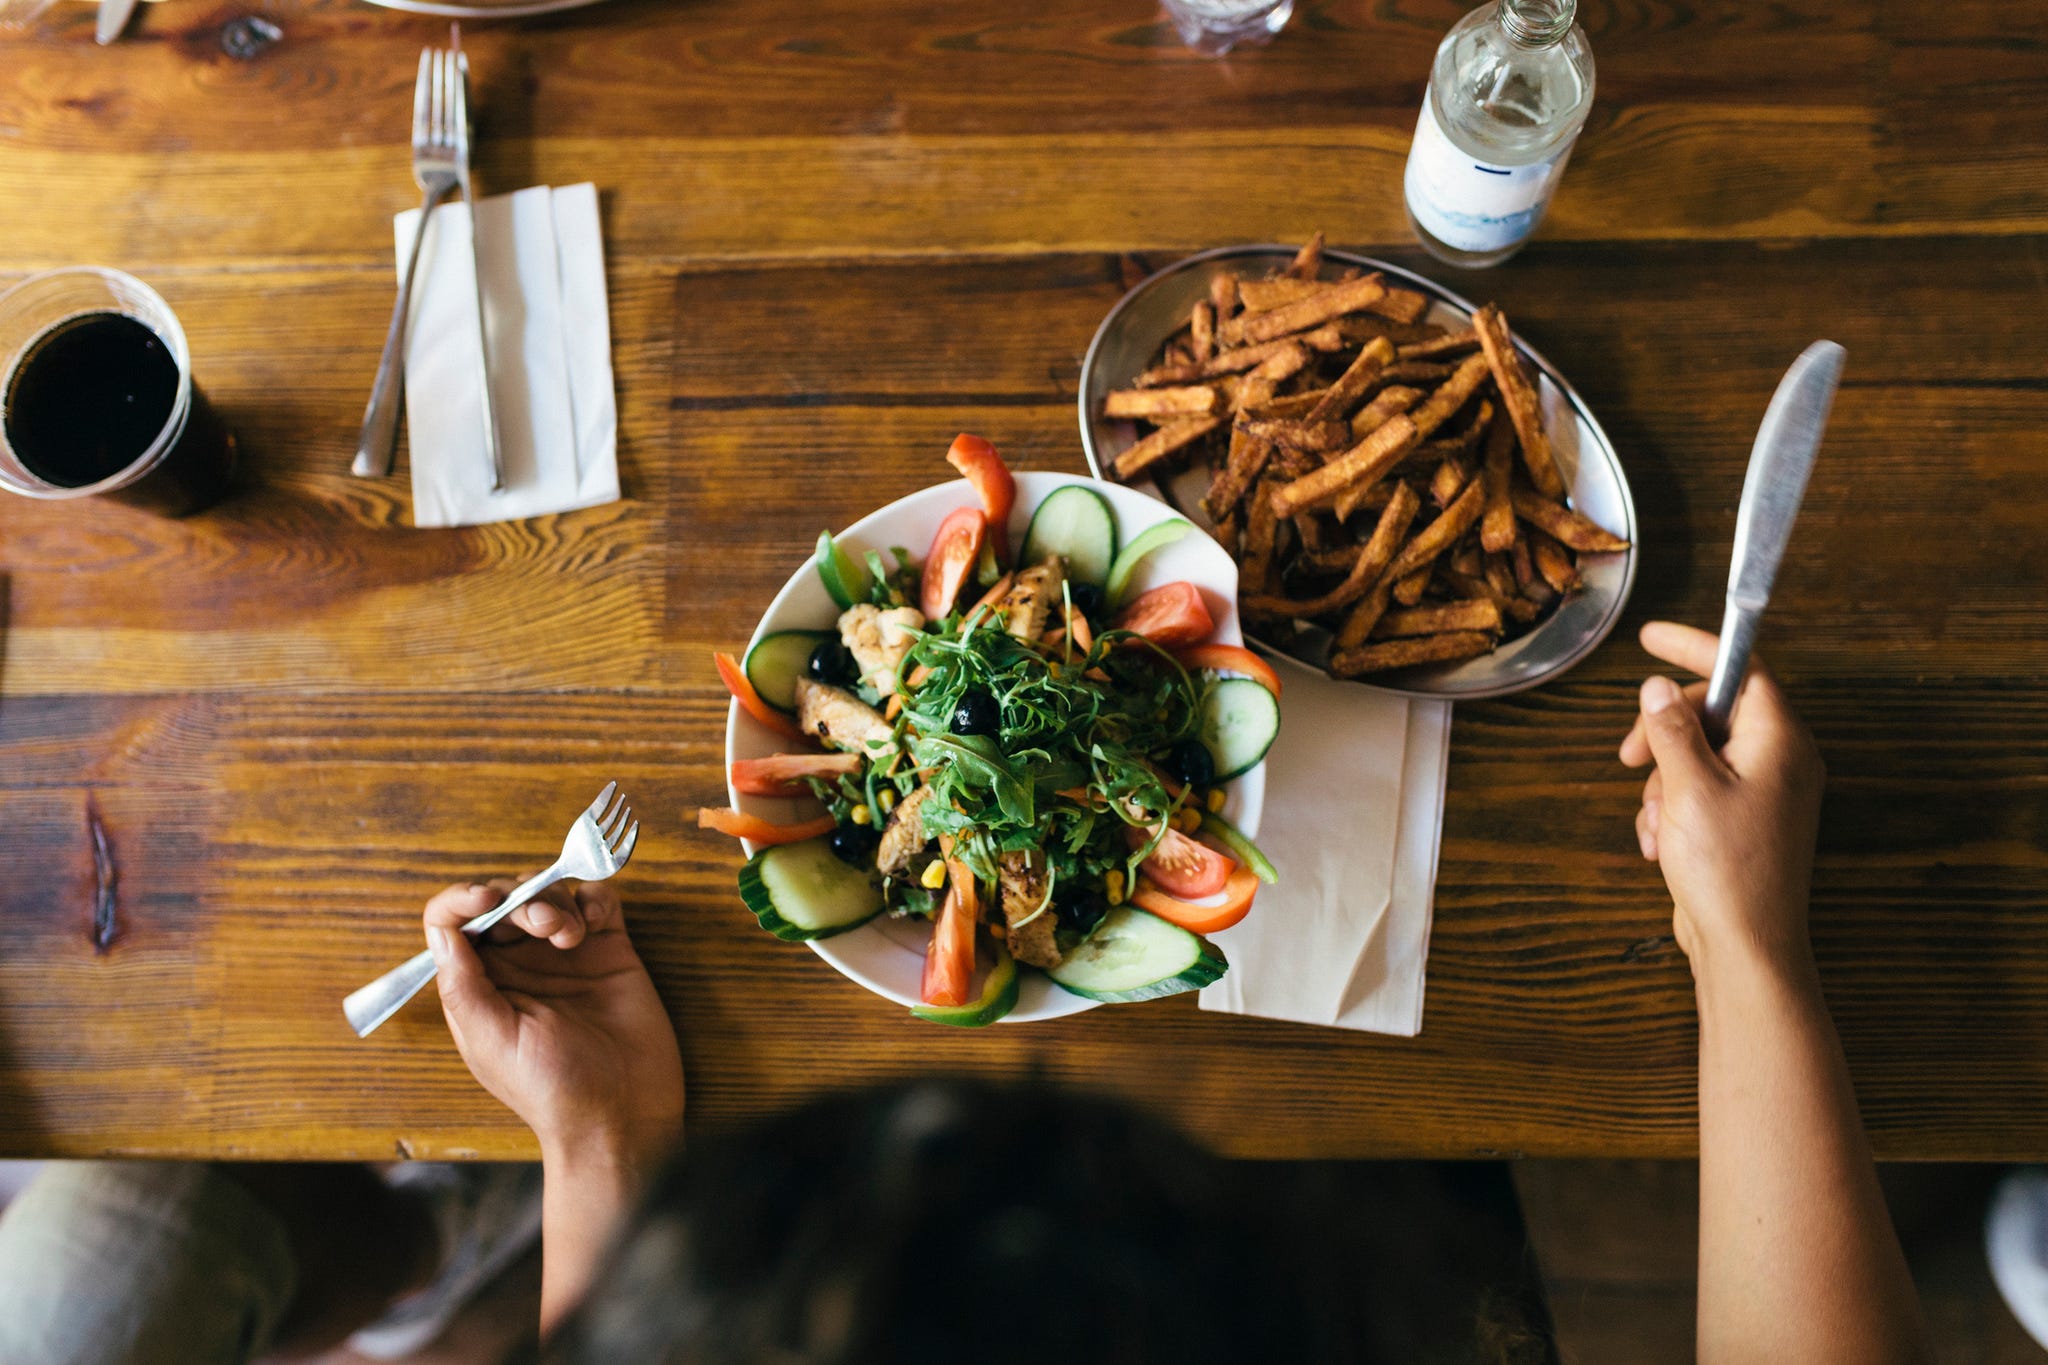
<box><xmin>394</xmin><ymin>182</ymin><xmax>619</xmax><ymax>527</ymax></box>
<box><xmin>1199</xmin><ymin>672</ymin><xmax>1452</xmax><ymax>1036</ymax></box>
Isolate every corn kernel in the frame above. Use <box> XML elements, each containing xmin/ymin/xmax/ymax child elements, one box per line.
<box><xmin>1174</xmin><ymin>807</ymin><xmax>1202</xmax><ymax>833</ymax></box>
<box><xmin>920</xmin><ymin>860</ymin><xmax>948</xmax><ymax>890</ymax></box>
<box><xmin>876</xmin><ymin>788</ymin><xmax>897</xmax><ymax>815</ymax></box>
<box><xmin>1105</xmin><ymin>870</ymin><xmax>1126</xmax><ymax>905</ymax></box>
<box><xmin>1205</xmin><ymin>788</ymin><xmax>1227</xmax><ymax>814</ymax></box>
<box><xmin>850</xmin><ymin>804</ymin><xmax>873</xmax><ymax>826</ymax></box>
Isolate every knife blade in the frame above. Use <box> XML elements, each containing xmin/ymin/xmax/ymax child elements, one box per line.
<box><xmin>94</xmin><ymin>0</ymin><xmax>137</xmax><ymax>44</ymax></box>
<box><xmin>1701</xmin><ymin>339</ymin><xmax>1846</xmax><ymax>741</ymax></box>
<box><xmin>450</xmin><ymin>35</ymin><xmax>505</xmax><ymax>493</ymax></box>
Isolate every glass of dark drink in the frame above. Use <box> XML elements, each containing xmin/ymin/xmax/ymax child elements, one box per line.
<box><xmin>0</xmin><ymin>267</ymin><xmax>236</xmax><ymax>516</ymax></box>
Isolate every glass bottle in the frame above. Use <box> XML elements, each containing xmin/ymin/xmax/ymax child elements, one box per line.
<box><xmin>1402</xmin><ymin>0</ymin><xmax>1595</xmax><ymax>269</ymax></box>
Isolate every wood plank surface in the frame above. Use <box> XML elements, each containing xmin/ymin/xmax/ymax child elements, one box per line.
<box><xmin>0</xmin><ymin>0</ymin><xmax>2043</xmax><ymax>1161</ymax></box>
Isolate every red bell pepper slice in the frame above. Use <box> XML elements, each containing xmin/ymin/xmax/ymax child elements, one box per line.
<box><xmin>729</xmin><ymin>753</ymin><xmax>863</xmax><ymax>797</ymax></box>
<box><xmin>697</xmin><ymin>807</ymin><xmax>838</xmax><ymax>846</ymax></box>
<box><xmin>1175</xmin><ymin>642</ymin><xmax>1282</xmax><ymax>697</ymax></box>
<box><xmin>715</xmin><ymin>651</ymin><xmax>808</xmax><ymax>743</ymax></box>
<box><xmin>946</xmin><ymin>433</ymin><xmax>1016</xmax><ymax>566</ymax></box>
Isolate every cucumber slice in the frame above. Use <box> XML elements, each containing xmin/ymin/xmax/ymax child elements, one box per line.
<box><xmin>1201</xmin><ymin>812</ymin><xmax>1278</xmax><ymax>886</ymax></box>
<box><xmin>911</xmin><ymin>948</ymin><xmax>1020</xmax><ymax>1027</ymax></box>
<box><xmin>1199</xmin><ymin>677</ymin><xmax>1281</xmax><ymax>781</ymax></box>
<box><xmin>1104</xmin><ymin>518</ymin><xmax>1191</xmax><ymax>608</ymax></box>
<box><xmin>743</xmin><ymin>630</ymin><xmax>831</xmax><ymax>713</ymax></box>
<box><xmin>1020</xmin><ymin>485</ymin><xmax>1118</xmax><ymax>586</ymax></box>
<box><xmin>738</xmin><ymin>837</ymin><xmax>884</xmax><ymax>941</ymax></box>
<box><xmin>815</xmin><ymin>531</ymin><xmax>873</xmax><ymax>609</ymax></box>
<box><xmin>1049</xmin><ymin>905</ymin><xmax>1227</xmax><ymax>1002</ymax></box>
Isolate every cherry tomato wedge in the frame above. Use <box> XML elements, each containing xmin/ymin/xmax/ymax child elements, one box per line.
<box><xmin>921</xmin><ymin>865</ymin><xmax>979</xmax><ymax>1007</ymax></box>
<box><xmin>696</xmin><ymin>808</ymin><xmax>837</xmax><ymax>846</ymax></box>
<box><xmin>1131</xmin><ymin>864</ymin><xmax>1259</xmax><ymax>935</ymax></box>
<box><xmin>715</xmin><ymin>651</ymin><xmax>807</xmax><ymax>743</ymax></box>
<box><xmin>946</xmin><ymin>433</ymin><xmax>1016</xmax><ymax>565</ymax></box>
<box><xmin>1113</xmin><ymin>582</ymin><xmax>1214</xmax><ymax>651</ymax></box>
<box><xmin>1175</xmin><ymin>642</ymin><xmax>1281</xmax><ymax>697</ymax></box>
<box><xmin>1128</xmin><ymin>824</ymin><xmax>1235</xmax><ymax>900</ymax></box>
<box><xmin>729</xmin><ymin>753</ymin><xmax>862</xmax><ymax>797</ymax></box>
<box><xmin>920</xmin><ymin>507</ymin><xmax>988</xmax><ymax>620</ymax></box>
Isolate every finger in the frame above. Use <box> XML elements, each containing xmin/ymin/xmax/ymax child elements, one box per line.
<box><xmin>505</xmin><ymin>882</ymin><xmax>587</xmax><ymax>950</ymax></box>
<box><xmin>1638</xmin><ymin>621</ymin><xmax>1749</xmax><ymax>682</ymax></box>
<box><xmin>1640</xmin><ymin>675</ymin><xmax>1730</xmax><ymax>790</ymax></box>
<box><xmin>426</xmin><ymin>919</ymin><xmax>517</xmax><ymax>1057</ymax></box>
<box><xmin>425</xmin><ymin>883</ymin><xmax>504</xmax><ymax>932</ymax></box>
<box><xmin>1715</xmin><ymin>661</ymin><xmax>1811</xmax><ymax>776</ymax></box>
<box><xmin>1620</xmin><ymin>680</ymin><xmax>1707</xmax><ymax>767</ymax></box>
<box><xmin>1636</xmin><ymin>802</ymin><xmax>1659</xmax><ymax>861</ymax></box>
<box><xmin>574</xmin><ymin>881</ymin><xmax>624</xmax><ymax>936</ymax></box>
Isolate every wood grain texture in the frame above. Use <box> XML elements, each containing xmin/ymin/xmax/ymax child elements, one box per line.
<box><xmin>0</xmin><ymin>0</ymin><xmax>2044</xmax><ymax>1160</ymax></box>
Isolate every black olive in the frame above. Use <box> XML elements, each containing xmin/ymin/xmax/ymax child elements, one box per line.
<box><xmin>829</xmin><ymin>822</ymin><xmax>879</xmax><ymax>866</ymax></box>
<box><xmin>807</xmin><ymin>638</ymin><xmax>858</xmax><ymax>686</ymax></box>
<box><xmin>1167</xmin><ymin>738</ymin><xmax>1217</xmax><ymax>788</ymax></box>
<box><xmin>1059</xmin><ymin>891</ymin><xmax>1110</xmax><ymax>934</ymax></box>
<box><xmin>952</xmin><ymin>690</ymin><xmax>1000</xmax><ymax>737</ymax></box>
<box><xmin>1067</xmin><ymin>581</ymin><xmax>1104</xmax><ymax>622</ymax></box>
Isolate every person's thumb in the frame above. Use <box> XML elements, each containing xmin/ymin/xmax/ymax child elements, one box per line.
<box><xmin>428</xmin><ymin>924</ymin><xmax>516</xmax><ymax>1056</ymax></box>
<box><xmin>1640</xmin><ymin>675</ymin><xmax>1725</xmax><ymax>789</ymax></box>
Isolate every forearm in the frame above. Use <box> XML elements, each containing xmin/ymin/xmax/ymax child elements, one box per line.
<box><xmin>1694</xmin><ymin>941</ymin><xmax>1930</xmax><ymax>1365</ymax></box>
<box><xmin>536</xmin><ymin>1139</ymin><xmax>648</xmax><ymax>1337</ymax></box>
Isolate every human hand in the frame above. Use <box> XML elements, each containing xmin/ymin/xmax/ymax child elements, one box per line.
<box><xmin>424</xmin><ymin>880</ymin><xmax>684</xmax><ymax>1176</ymax></box>
<box><xmin>1619</xmin><ymin>621</ymin><xmax>1826</xmax><ymax>978</ymax></box>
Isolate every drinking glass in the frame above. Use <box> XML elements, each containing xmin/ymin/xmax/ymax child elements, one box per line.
<box><xmin>0</xmin><ymin>267</ymin><xmax>236</xmax><ymax>516</ymax></box>
<box><xmin>1161</xmin><ymin>0</ymin><xmax>1294</xmax><ymax>55</ymax></box>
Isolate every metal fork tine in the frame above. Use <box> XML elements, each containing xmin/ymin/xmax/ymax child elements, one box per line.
<box><xmin>612</xmin><ymin>821</ymin><xmax>639</xmax><ymax>865</ymax></box>
<box><xmin>600</xmin><ymin>800</ymin><xmax>630</xmax><ymax>842</ymax></box>
<box><xmin>440</xmin><ymin>49</ymin><xmax>456</xmax><ymax>149</ymax></box>
<box><xmin>412</xmin><ymin>51</ymin><xmax>433</xmax><ymax>151</ymax></box>
<box><xmin>452</xmin><ymin>51</ymin><xmax>470</xmax><ymax>157</ymax></box>
<box><xmin>597</xmin><ymin>790</ymin><xmax>626</xmax><ymax>833</ymax></box>
<box><xmin>584</xmin><ymin>781</ymin><xmax>618</xmax><ymax>823</ymax></box>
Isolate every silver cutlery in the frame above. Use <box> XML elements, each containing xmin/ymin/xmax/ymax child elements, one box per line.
<box><xmin>1703</xmin><ymin>340</ymin><xmax>1845</xmax><ymax>743</ymax></box>
<box><xmin>93</xmin><ymin>0</ymin><xmax>136</xmax><ymax>43</ymax></box>
<box><xmin>352</xmin><ymin>45</ymin><xmax>465</xmax><ymax>481</ymax></box>
<box><xmin>449</xmin><ymin>29</ymin><xmax>506</xmax><ymax>493</ymax></box>
<box><xmin>343</xmin><ymin>782</ymin><xmax>639</xmax><ymax>1038</ymax></box>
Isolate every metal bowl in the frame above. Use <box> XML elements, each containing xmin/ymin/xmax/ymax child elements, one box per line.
<box><xmin>1078</xmin><ymin>245</ymin><xmax>1638</xmax><ymax>701</ymax></box>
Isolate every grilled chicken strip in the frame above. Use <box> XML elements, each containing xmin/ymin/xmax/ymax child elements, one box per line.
<box><xmin>794</xmin><ymin>677</ymin><xmax>896</xmax><ymax>758</ymax></box>
<box><xmin>997</xmin><ymin>850</ymin><xmax>1062</xmax><ymax>969</ymax></box>
<box><xmin>1002</xmin><ymin>557</ymin><xmax>1066</xmax><ymax>642</ymax></box>
<box><xmin>875</xmin><ymin>784</ymin><xmax>934</xmax><ymax>877</ymax></box>
<box><xmin>838</xmin><ymin>603</ymin><xmax>925</xmax><ymax>695</ymax></box>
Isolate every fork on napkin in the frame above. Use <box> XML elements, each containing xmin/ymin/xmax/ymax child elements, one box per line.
<box><xmin>396</xmin><ymin>181</ymin><xmax>620</xmax><ymax>527</ymax></box>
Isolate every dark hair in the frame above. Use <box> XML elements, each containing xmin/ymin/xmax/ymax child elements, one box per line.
<box><xmin>533</xmin><ymin>1080</ymin><xmax>1551</xmax><ymax>1365</ymax></box>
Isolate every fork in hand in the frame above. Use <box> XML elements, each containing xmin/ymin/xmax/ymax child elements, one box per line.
<box><xmin>351</xmin><ymin>44</ymin><xmax>465</xmax><ymax>480</ymax></box>
<box><xmin>343</xmin><ymin>783</ymin><xmax>640</xmax><ymax>1038</ymax></box>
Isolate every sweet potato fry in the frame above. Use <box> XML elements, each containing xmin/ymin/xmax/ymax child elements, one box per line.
<box><xmin>1284</xmin><ymin>230</ymin><xmax>1325</xmax><ymax>281</ymax></box>
<box><xmin>1134</xmin><ymin>326</ymin><xmax>1345</xmax><ymax>386</ymax></box>
<box><xmin>1429</xmin><ymin>455</ymin><xmax>1473</xmax><ymax>508</ymax></box>
<box><xmin>1406</xmin><ymin>353</ymin><xmax>1493</xmax><ymax>443</ymax></box>
<box><xmin>1112</xmin><ymin>416</ymin><xmax>1223</xmax><ymax>480</ymax></box>
<box><xmin>1241</xmin><ymin>477</ymin><xmax>1283</xmax><ymax>594</ymax></box>
<box><xmin>1329</xmin><ymin>630</ymin><xmax>1494</xmax><ymax>677</ymax></box>
<box><xmin>1529</xmin><ymin>528</ymin><xmax>1581</xmax><ymax>594</ymax></box>
<box><xmin>1213</xmin><ymin>507</ymin><xmax>1242</xmax><ymax>558</ymax></box>
<box><xmin>1392</xmin><ymin>569</ymin><xmax>1430</xmax><ymax>605</ymax></box>
<box><xmin>1202</xmin><ymin>426</ymin><xmax>1274</xmax><ymax>521</ymax></box>
<box><xmin>1333</xmin><ymin>581</ymin><xmax>1394</xmax><ymax>652</ymax></box>
<box><xmin>1350</xmin><ymin>385</ymin><xmax>1424</xmax><ymax>439</ymax></box>
<box><xmin>1268</xmin><ymin>414</ymin><xmax>1419</xmax><ymax>518</ymax></box>
<box><xmin>1510</xmin><ymin>533</ymin><xmax>1538</xmax><ymax>594</ymax></box>
<box><xmin>1190</xmin><ymin>300</ymin><xmax>1216</xmax><ymax>365</ymax></box>
<box><xmin>1473</xmin><ymin>305</ymin><xmax>1564</xmax><ymax>498</ymax></box>
<box><xmin>1237</xmin><ymin>418</ymin><xmax>1352</xmax><ymax>453</ymax></box>
<box><xmin>1237</xmin><ymin>277</ymin><xmax>1324</xmax><ymax>313</ymax></box>
<box><xmin>1104</xmin><ymin>386</ymin><xmax>1220</xmax><ymax>419</ymax></box>
<box><xmin>1508</xmin><ymin>486</ymin><xmax>1629</xmax><ymax>552</ymax></box>
<box><xmin>1303</xmin><ymin>336</ymin><xmax>1397</xmax><ymax>426</ymax></box>
<box><xmin>1368</xmin><ymin>287</ymin><xmax>1432</xmax><ymax>326</ymax></box>
<box><xmin>1479</xmin><ymin>411</ymin><xmax>1517</xmax><ymax>553</ymax></box>
<box><xmin>1381</xmin><ymin>361</ymin><xmax>1455</xmax><ymax>387</ymax></box>
<box><xmin>1336</xmin><ymin>317</ymin><xmax>1445</xmax><ymax>349</ymax></box>
<box><xmin>1246</xmin><ymin>390</ymin><xmax>1332</xmax><ymax>421</ymax></box>
<box><xmin>1371</xmin><ymin>599</ymin><xmax>1503</xmax><ymax>639</ymax></box>
<box><xmin>1397</xmin><ymin>327</ymin><xmax>1480</xmax><ymax>361</ymax></box>
<box><xmin>1385</xmin><ymin>479</ymin><xmax>1488</xmax><ymax>581</ymax></box>
<box><xmin>1483</xmin><ymin>551</ymin><xmax>1518</xmax><ymax>601</ymax></box>
<box><xmin>1224</xmin><ymin>274</ymin><xmax>1389</xmax><ymax>348</ymax></box>
<box><xmin>1209</xmin><ymin>271</ymin><xmax>1239</xmax><ymax>322</ymax></box>
<box><xmin>1246</xmin><ymin>482</ymin><xmax>1418</xmax><ymax>619</ymax></box>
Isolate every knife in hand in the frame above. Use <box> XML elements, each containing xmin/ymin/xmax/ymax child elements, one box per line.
<box><xmin>95</xmin><ymin>0</ymin><xmax>138</xmax><ymax>44</ymax></box>
<box><xmin>1702</xmin><ymin>340</ymin><xmax>1846</xmax><ymax>745</ymax></box>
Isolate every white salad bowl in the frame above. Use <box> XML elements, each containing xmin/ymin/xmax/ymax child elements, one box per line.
<box><xmin>725</xmin><ymin>470</ymin><xmax>1266</xmax><ymax>1024</ymax></box>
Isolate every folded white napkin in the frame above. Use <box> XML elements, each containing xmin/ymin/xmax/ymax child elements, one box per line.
<box><xmin>1199</xmin><ymin>674</ymin><xmax>1452</xmax><ymax>1035</ymax></box>
<box><xmin>394</xmin><ymin>182</ymin><xmax>619</xmax><ymax>527</ymax></box>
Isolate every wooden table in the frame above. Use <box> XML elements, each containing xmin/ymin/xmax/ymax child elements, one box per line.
<box><xmin>0</xmin><ymin>0</ymin><xmax>2042</xmax><ymax>1162</ymax></box>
